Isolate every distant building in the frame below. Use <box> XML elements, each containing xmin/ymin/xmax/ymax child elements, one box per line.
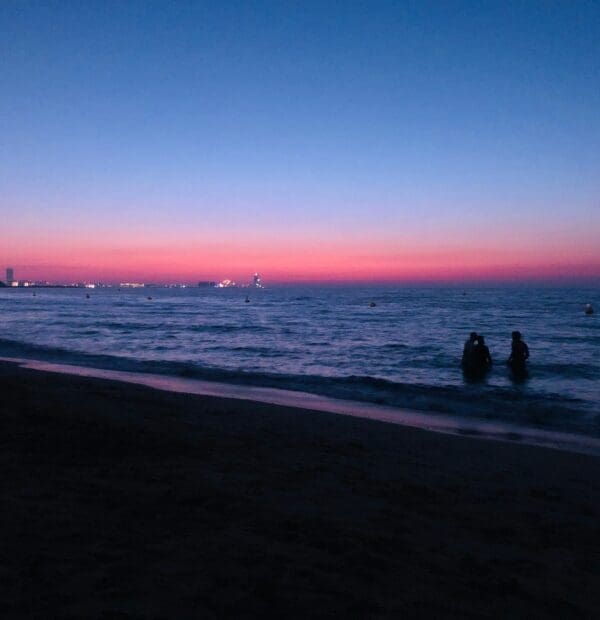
<box><xmin>6</xmin><ymin>267</ymin><xmax>14</xmax><ymax>286</ymax></box>
<box><xmin>216</xmin><ymin>279</ymin><xmax>236</xmax><ymax>288</ymax></box>
<box><xmin>198</xmin><ymin>281</ymin><xmax>216</xmax><ymax>288</ymax></box>
<box><xmin>253</xmin><ymin>273</ymin><xmax>263</xmax><ymax>288</ymax></box>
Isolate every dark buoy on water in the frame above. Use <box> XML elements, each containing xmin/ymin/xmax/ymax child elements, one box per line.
<box><xmin>585</xmin><ymin>304</ymin><xmax>594</xmax><ymax>315</ymax></box>
<box><xmin>147</xmin><ymin>296</ymin><xmax>153</xmax><ymax>300</ymax></box>
<box><xmin>369</xmin><ymin>301</ymin><xmax>376</xmax><ymax>307</ymax></box>
<box><xmin>86</xmin><ymin>293</ymin><xmax>90</xmax><ymax>299</ymax></box>
<box><xmin>245</xmin><ymin>296</ymin><xmax>250</xmax><ymax>303</ymax></box>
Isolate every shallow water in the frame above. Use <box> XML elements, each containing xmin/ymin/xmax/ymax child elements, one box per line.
<box><xmin>0</xmin><ymin>285</ymin><xmax>598</xmax><ymax>438</ymax></box>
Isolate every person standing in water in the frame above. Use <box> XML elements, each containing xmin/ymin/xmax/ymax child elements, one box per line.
<box><xmin>462</xmin><ymin>332</ymin><xmax>491</xmax><ymax>377</ymax></box>
<box><xmin>462</xmin><ymin>332</ymin><xmax>478</xmax><ymax>367</ymax></box>
<box><xmin>508</xmin><ymin>331</ymin><xmax>529</xmax><ymax>369</ymax></box>
<box><xmin>473</xmin><ymin>335</ymin><xmax>492</xmax><ymax>372</ymax></box>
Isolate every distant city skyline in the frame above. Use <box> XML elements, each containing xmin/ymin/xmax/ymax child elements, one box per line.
<box><xmin>1</xmin><ymin>2</ymin><xmax>599</xmax><ymax>283</ymax></box>
<box><xmin>2</xmin><ymin>265</ymin><xmax>599</xmax><ymax>287</ymax></box>
<box><xmin>1</xmin><ymin>267</ymin><xmax>269</xmax><ymax>288</ymax></box>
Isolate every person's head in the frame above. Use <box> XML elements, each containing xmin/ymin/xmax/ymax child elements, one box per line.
<box><xmin>512</xmin><ymin>331</ymin><xmax>521</xmax><ymax>342</ymax></box>
<box><xmin>469</xmin><ymin>332</ymin><xmax>477</xmax><ymax>342</ymax></box>
<box><xmin>478</xmin><ymin>335</ymin><xmax>485</xmax><ymax>345</ymax></box>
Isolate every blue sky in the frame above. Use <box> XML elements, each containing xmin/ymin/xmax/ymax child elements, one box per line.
<box><xmin>1</xmin><ymin>1</ymin><xmax>599</xmax><ymax>281</ymax></box>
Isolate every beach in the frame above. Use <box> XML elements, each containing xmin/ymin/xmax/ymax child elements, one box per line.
<box><xmin>1</xmin><ymin>360</ymin><xmax>599</xmax><ymax>618</ymax></box>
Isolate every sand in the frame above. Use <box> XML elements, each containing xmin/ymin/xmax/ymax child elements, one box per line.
<box><xmin>1</xmin><ymin>360</ymin><xmax>599</xmax><ymax>618</ymax></box>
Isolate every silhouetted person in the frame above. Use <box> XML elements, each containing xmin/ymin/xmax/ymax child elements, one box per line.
<box><xmin>462</xmin><ymin>332</ymin><xmax>491</xmax><ymax>378</ymax></box>
<box><xmin>462</xmin><ymin>332</ymin><xmax>478</xmax><ymax>367</ymax></box>
<box><xmin>472</xmin><ymin>335</ymin><xmax>492</xmax><ymax>373</ymax></box>
<box><xmin>508</xmin><ymin>331</ymin><xmax>529</xmax><ymax>371</ymax></box>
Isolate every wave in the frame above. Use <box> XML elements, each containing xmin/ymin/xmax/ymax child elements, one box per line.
<box><xmin>1</xmin><ymin>336</ymin><xmax>597</xmax><ymax>438</ymax></box>
<box><xmin>188</xmin><ymin>324</ymin><xmax>271</xmax><ymax>333</ymax></box>
<box><xmin>533</xmin><ymin>362</ymin><xmax>600</xmax><ymax>380</ymax></box>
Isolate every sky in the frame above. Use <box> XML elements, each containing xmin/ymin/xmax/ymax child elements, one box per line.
<box><xmin>1</xmin><ymin>1</ymin><xmax>599</xmax><ymax>284</ymax></box>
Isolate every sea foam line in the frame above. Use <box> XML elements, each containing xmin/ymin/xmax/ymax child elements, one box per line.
<box><xmin>1</xmin><ymin>356</ymin><xmax>599</xmax><ymax>457</ymax></box>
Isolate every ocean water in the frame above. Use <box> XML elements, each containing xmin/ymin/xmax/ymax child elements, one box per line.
<box><xmin>0</xmin><ymin>285</ymin><xmax>598</xmax><ymax>440</ymax></box>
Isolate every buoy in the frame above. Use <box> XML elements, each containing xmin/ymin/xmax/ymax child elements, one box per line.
<box><xmin>86</xmin><ymin>294</ymin><xmax>90</xmax><ymax>299</ymax></box>
<box><xmin>369</xmin><ymin>301</ymin><xmax>376</xmax><ymax>307</ymax></box>
<box><xmin>245</xmin><ymin>296</ymin><xmax>250</xmax><ymax>303</ymax></box>
<box><xmin>147</xmin><ymin>296</ymin><xmax>153</xmax><ymax>300</ymax></box>
<box><xmin>585</xmin><ymin>304</ymin><xmax>594</xmax><ymax>315</ymax></box>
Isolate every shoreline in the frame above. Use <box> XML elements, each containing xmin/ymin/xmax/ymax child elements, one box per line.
<box><xmin>1</xmin><ymin>359</ymin><xmax>599</xmax><ymax>617</ymax></box>
<box><xmin>2</xmin><ymin>355</ymin><xmax>599</xmax><ymax>457</ymax></box>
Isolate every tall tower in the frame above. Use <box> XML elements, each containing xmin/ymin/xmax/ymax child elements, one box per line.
<box><xmin>6</xmin><ymin>267</ymin><xmax>14</xmax><ymax>286</ymax></box>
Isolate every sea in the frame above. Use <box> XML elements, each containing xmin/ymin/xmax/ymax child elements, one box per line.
<box><xmin>1</xmin><ymin>285</ymin><xmax>598</xmax><ymax>452</ymax></box>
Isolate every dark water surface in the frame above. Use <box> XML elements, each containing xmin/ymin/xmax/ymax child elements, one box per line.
<box><xmin>1</xmin><ymin>285</ymin><xmax>598</xmax><ymax>438</ymax></box>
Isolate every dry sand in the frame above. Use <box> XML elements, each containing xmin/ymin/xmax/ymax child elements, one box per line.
<box><xmin>1</xmin><ymin>360</ymin><xmax>599</xmax><ymax>618</ymax></box>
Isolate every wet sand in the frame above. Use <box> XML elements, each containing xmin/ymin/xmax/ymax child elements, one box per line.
<box><xmin>1</xmin><ymin>360</ymin><xmax>599</xmax><ymax>618</ymax></box>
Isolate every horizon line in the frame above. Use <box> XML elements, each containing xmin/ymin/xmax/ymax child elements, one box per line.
<box><xmin>3</xmin><ymin>276</ymin><xmax>600</xmax><ymax>287</ymax></box>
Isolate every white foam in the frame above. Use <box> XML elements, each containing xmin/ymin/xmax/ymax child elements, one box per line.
<box><xmin>2</xmin><ymin>355</ymin><xmax>599</xmax><ymax>457</ymax></box>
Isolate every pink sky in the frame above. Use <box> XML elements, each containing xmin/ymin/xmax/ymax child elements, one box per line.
<box><xmin>3</xmin><ymin>234</ymin><xmax>599</xmax><ymax>284</ymax></box>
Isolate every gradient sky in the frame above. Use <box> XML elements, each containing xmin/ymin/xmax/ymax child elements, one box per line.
<box><xmin>1</xmin><ymin>1</ymin><xmax>599</xmax><ymax>283</ymax></box>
